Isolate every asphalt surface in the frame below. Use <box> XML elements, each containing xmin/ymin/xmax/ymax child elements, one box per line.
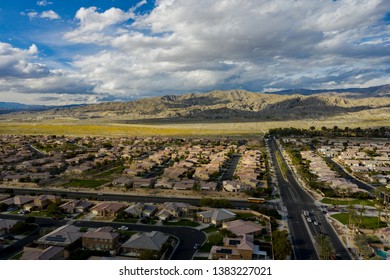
<box><xmin>267</xmin><ymin>137</ymin><xmax>351</xmax><ymax>260</ymax></box>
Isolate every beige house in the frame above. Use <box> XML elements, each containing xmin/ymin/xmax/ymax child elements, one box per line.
<box><xmin>210</xmin><ymin>235</ymin><xmax>254</xmax><ymax>260</ymax></box>
<box><xmin>121</xmin><ymin>231</ymin><xmax>169</xmax><ymax>258</ymax></box>
<box><xmin>197</xmin><ymin>208</ymin><xmax>236</xmax><ymax>225</ymax></box>
<box><xmin>90</xmin><ymin>202</ymin><xmax>127</xmax><ymax>217</ymax></box>
<box><xmin>222</xmin><ymin>219</ymin><xmax>263</xmax><ymax>236</ymax></box>
<box><xmin>82</xmin><ymin>227</ymin><xmax>119</xmax><ymax>251</ymax></box>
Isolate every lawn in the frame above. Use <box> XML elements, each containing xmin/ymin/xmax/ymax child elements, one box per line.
<box><xmin>63</xmin><ymin>179</ymin><xmax>109</xmax><ymax>189</ymax></box>
<box><xmin>165</xmin><ymin>219</ymin><xmax>200</xmax><ymax>227</ymax></box>
<box><xmin>98</xmin><ymin>166</ymin><xmax>125</xmax><ymax>177</ymax></box>
<box><xmin>321</xmin><ymin>198</ymin><xmax>376</xmax><ymax>207</ymax></box>
<box><xmin>199</xmin><ymin>242</ymin><xmax>213</xmax><ymax>253</ymax></box>
<box><xmin>331</xmin><ymin>213</ymin><xmax>387</xmax><ymax>230</ymax></box>
<box><xmin>203</xmin><ymin>226</ymin><xmax>218</xmax><ymax>233</ymax></box>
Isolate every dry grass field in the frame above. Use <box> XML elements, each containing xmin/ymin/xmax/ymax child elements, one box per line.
<box><xmin>0</xmin><ymin>115</ymin><xmax>388</xmax><ymax>138</ymax></box>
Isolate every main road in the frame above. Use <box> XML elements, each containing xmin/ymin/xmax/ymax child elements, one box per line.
<box><xmin>267</xmin><ymin>137</ymin><xmax>351</xmax><ymax>260</ymax></box>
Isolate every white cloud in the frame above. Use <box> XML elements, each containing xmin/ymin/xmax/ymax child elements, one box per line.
<box><xmin>64</xmin><ymin>7</ymin><xmax>135</xmax><ymax>44</ymax></box>
<box><xmin>0</xmin><ymin>42</ymin><xmax>95</xmax><ymax>105</ymax></box>
<box><xmin>22</xmin><ymin>9</ymin><xmax>60</xmax><ymax>20</ymax></box>
<box><xmin>37</xmin><ymin>0</ymin><xmax>53</xmax><ymax>7</ymax></box>
<box><xmin>0</xmin><ymin>42</ymin><xmax>49</xmax><ymax>78</ymax></box>
<box><xmin>7</xmin><ymin>0</ymin><xmax>390</xmax><ymax>105</ymax></box>
<box><xmin>60</xmin><ymin>0</ymin><xmax>390</xmax><ymax>98</ymax></box>
<box><xmin>40</xmin><ymin>10</ymin><xmax>60</xmax><ymax>20</ymax></box>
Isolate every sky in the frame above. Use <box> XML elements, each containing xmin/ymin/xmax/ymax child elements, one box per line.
<box><xmin>0</xmin><ymin>0</ymin><xmax>389</xmax><ymax>105</ymax></box>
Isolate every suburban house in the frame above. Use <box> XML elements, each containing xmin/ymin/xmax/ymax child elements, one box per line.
<box><xmin>156</xmin><ymin>202</ymin><xmax>190</xmax><ymax>221</ymax></box>
<box><xmin>82</xmin><ymin>226</ymin><xmax>119</xmax><ymax>251</ymax></box>
<box><xmin>35</xmin><ymin>225</ymin><xmax>84</xmax><ymax>248</ymax></box>
<box><xmin>222</xmin><ymin>219</ymin><xmax>263</xmax><ymax>236</ymax></box>
<box><xmin>20</xmin><ymin>246</ymin><xmax>64</xmax><ymax>260</ymax></box>
<box><xmin>197</xmin><ymin>208</ymin><xmax>236</xmax><ymax>225</ymax></box>
<box><xmin>172</xmin><ymin>180</ymin><xmax>195</xmax><ymax>191</ymax></box>
<box><xmin>25</xmin><ymin>195</ymin><xmax>61</xmax><ymax>210</ymax></box>
<box><xmin>132</xmin><ymin>178</ymin><xmax>155</xmax><ymax>188</ymax></box>
<box><xmin>1</xmin><ymin>196</ymin><xmax>34</xmax><ymax>208</ymax></box>
<box><xmin>0</xmin><ymin>219</ymin><xmax>18</xmax><ymax>236</ymax></box>
<box><xmin>0</xmin><ymin>194</ymin><xmax>9</xmax><ymax>202</ymax></box>
<box><xmin>222</xmin><ymin>181</ymin><xmax>244</xmax><ymax>192</ymax></box>
<box><xmin>112</xmin><ymin>177</ymin><xmax>133</xmax><ymax>188</ymax></box>
<box><xmin>200</xmin><ymin>181</ymin><xmax>218</xmax><ymax>191</ymax></box>
<box><xmin>90</xmin><ymin>202</ymin><xmax>127</xmax><ymax>217</ymax></box>
<box><xmin>210</xmin><ymin>235</ymin><xmax>267</xmax><ymax>260</ymax></box>
<box><xmin>60</xmin><ymin>200</ymin><xmax>93</xmax><ymax>214</ymax></box>
<box><xmin>124</xmin><ymin>203</ymin><xmax>157</xmax><ymax>218</ymax></box>
<box><xmin>121</xmin><ymin>231</ymin><xmax>169</xmax><ymax>258</ymax></box>
<box><xmin>154</xmin><ymin>179</ymin><xmax>174</xmax><ymax>189</ymax></box>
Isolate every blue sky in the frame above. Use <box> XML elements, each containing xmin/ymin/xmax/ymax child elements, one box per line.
<box><xmin>0</xmin><ymin>0</ymin><xmax>389</xmax><ymax>105</ymax></box>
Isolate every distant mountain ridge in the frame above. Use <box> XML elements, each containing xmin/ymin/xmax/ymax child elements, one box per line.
<box><xmin>2</xmin><ymin>84</ymin><xmax>389</xmax><ymax>122</ymax></box>
<box><xmin>0</xmin><ymin>102</ymin><xmax>83</xmax><ymax>114</ymax></box>
<box><xmin>268</xmin><ymin>84</ymin><xmax>390</xmax><ymax>97</ymax></box>
<box><xmin>12</xmin><ymin>85</ymin><xmax>388</xmax><ymax>122</ymax></box>
<box><xmin>0</xmin><ymin>102</ymin><xmax>51</xmax><ymax>114</ymax></box>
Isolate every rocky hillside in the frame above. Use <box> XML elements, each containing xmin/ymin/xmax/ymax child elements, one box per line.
<box><xmin>26</xmin><ymin>89</ymin><xmax>389</xmax><ymax>122</ymax></box>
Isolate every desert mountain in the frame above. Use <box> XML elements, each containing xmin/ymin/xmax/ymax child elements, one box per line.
<box><xmin>22</xmin><ymin>87</ymin><xmax>390</xmax><ymax>122</ymax></box>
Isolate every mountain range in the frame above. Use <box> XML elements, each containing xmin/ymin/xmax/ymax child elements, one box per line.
<box><xmin>2</xmin><ymin>85</ymin><xmax>390</xmax><ymax>123</ymax></box>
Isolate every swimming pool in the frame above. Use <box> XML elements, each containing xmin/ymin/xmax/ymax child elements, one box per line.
<box><xmin>376</xmin><ymin>249</ymin><xmax>388</xmax><ymax>260</ymax></box>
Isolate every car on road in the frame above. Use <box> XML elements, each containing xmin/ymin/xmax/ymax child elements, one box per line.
<box><xmin>313</xmin><ymin>221</ymin><xmax>319</xmax><ymax>226</ymax></box>
<box><xmin>193</xmin><ymin>243</ymin><xmax>200</xmax><ymax>250</ymax></box>
<box><xmin>306</xmin><ymin>217</ymin><xmax>312</xmax><ymax>223</ymax></box>
<box><xmin>118</xmin><ymin>226</ymin><xmax>128</xmax><ymax>230</ymax></box>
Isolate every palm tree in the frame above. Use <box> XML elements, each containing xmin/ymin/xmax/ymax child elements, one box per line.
<box><xmin>315</xmin><ymin>234</ymin><xmax>334</xmax><ymax>260</ymax></box>
<box><xmin>376</xmin><ymin>205</ymin><xmax>383</xmax><ymax>227</ymax></box>
<box><xmin>357</xmin><ymin>205</ymin><xmax>366</xmax><ymax>228</ymax></box>
<box><xmin>347</xmin><ymin>204</ymin><xmax>357</xmax><ymax>230</ymax></box>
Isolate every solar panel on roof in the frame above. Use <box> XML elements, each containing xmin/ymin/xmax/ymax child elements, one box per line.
<box><xmin>216</xmin><ymin>248</ymin><xmax>232</xmax><ymax>254</ymax></box>
<box><xmin>45</xmin><ymin>236</ymin><xmax>66</xmax><ymax>242</ymax></box>
<box><xmin>228</xmin><ymin>240</ymin><xmax>240</xmax><ymax>246</ymax></box>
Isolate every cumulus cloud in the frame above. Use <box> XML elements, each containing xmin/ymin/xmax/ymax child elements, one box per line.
<box><xmin>21</xmin><ymin>9</ymin><xmax>60</xmax><ymax>20</ymax></box>
<box><xmin>0</xmin><ymin>42</ymin><xmax>95</xmax><ymax>105</ymax></box>
<box><xmin>6</xmin><ymin>0</ymin><xmax>390</xmax><ymax>105</ymax></box>
<box><xmin>0</xmin><ymin>43</ymin><xmax>49</xmax><ymax>78</ymax></box>
<box><xmin>64</xmin><ymin>7</ymin><xmax>135</xmax><ymax>44</ymax></box>
<box><xmin>40</xmin><ymin>10</ymin><xmax>61</xmax><ymax>20</ymax></box>
<box><xmin>37</xmin><ymin>0</ymin><xmax>53</xmax><ymax>7</ymax></box>
<box><xmin>60</xmin><ymin>0</ymin><xmax>390</xmax><ymax>98</ymax></box>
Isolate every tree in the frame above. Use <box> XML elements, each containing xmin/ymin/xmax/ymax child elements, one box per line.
<box><xmin>347</xmin><ymin>204</ymin><xmax>357</xmax><ymax>229</ymax></box>
<box><xmin>139</xmin><ymin>249</ymin><xmax>158</xmax><ymax>260</ymax></box>
<box><xmin>0</xmin><ymin>203</ymin><xmax>8</xmax><ymax>212</ymax></box>
<box><xmin>272</xmin><ymin>230</ymin><xmax>292</xmax><ymax>260</ymax></box>
<box><xmin>314</xmin><ymin>234</ymin><xmax>334</xmax><ymax>260</ymax></box>
<box><xmin>47</xmin><ymin>203</ymin><xmax>63</xmax><ymax>218</ymax></box>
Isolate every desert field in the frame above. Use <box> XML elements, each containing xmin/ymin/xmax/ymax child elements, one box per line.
<box><xmin>0</xmin><ymin>116</ymin><xmax>389</xmax><ymax>137</ymax></box>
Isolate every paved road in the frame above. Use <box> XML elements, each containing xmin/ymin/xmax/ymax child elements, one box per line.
<box><xmin>268</xmin><ymin>137</ymin><xmax>351</xmax><ymax>260</ymax></box>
